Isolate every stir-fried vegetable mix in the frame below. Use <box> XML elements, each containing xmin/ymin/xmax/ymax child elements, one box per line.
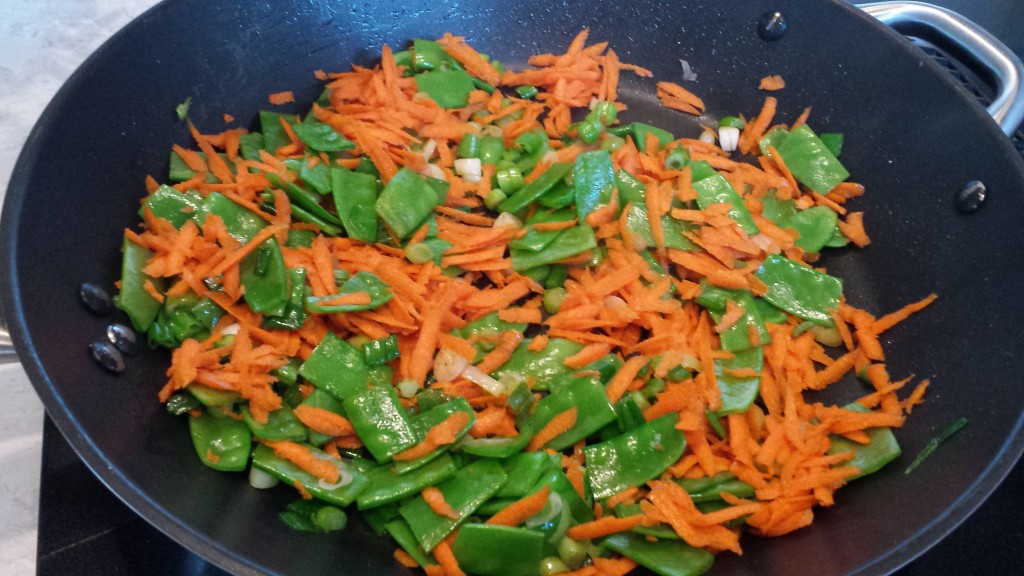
<box><xmin>117</xmin><ymin>30</ymin><xmax>937</xmax><ymax>576</ymax></box>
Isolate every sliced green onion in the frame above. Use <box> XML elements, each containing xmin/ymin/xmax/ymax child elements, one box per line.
<box><xmin>516</xmin><ymin>85</ymin><xmax>539</xmax><ymax>99</ymax></box>
<box><xmin>665</xmin><ymin>147</ymin><xmax>689</xmax><ymax>170</ymax></box>
<box><xmin>405</xmin><ymin>242</ymin><xmax>435</xmax><ymax>264</ymax></box>
<box><xmin>484</xmin><ymin>189</ymin><xmax>508</xmax><ymax>210</ymax></box>
<box><xmin>496</xmin><ymin>167</ymin><xmax>525</xmax><ymax>193</ymax></box>
<box><xmin>457</xmin><ymin>133</ymin><xmax>480</xmax><ymax>158</ymax></box>
<box><xmin>905</xmin><ymin>417</ymin><xmax>968</xmax><ymax>474</ymax></box>
<box><xmin>544</xmin><ymin>287</ymin><xmax>568</xmax><ymax>314</ymax></box>
<box><xmin>718</xmin><ymin>115</ymin><xmax>746</xmax><ymax>129</ymax></box>
<box><xmin>590</xmin><ymin>101</ymin><xmax>618</xmax><ymax>126</ymax></box>
<box><xmin>576</xmin><ymin>119</ymin><xmax>603</xmax><ymax>145</ymax></box>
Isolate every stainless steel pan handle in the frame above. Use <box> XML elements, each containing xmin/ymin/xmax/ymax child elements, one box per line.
<box><xmin>858</xmin><ymin>1</ymin><xmax>1024</xmax><ymax>135</ymax></box>
<box><xmin>0</xmin><ymin>315</ymin><xmax>16</xmax><ymax>365</ymax></box>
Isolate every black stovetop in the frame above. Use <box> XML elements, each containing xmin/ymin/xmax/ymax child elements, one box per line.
<box><xmin>34</xmin><ymin>1</ymin><xmax>1024</xmax><ymax>574</ymax></box>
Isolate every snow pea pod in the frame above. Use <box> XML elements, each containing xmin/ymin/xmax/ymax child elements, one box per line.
<box><xmin>292</xmin><ymin>117</ymin><xmax>354</xmax><ymax>152</ymax></box>
<box><xmin>510</xmin><ymin>208</ymin><xmax>577</xmax><ymax>253</ymax></box>
<box><xmin>331</xmin><ymin>167</ymin><xmax>378</xmax><ymax>243</ymax></box>
<box><xmin>298</xmin><ymin>332</ymin><xmax>370</xmax><ymax>402</ymax></box>
<box><xmin>415</xmin><ymin>69</ymin><xmax>475</xmax><ymax>109</ymax></box>
<box><xmin>696</xmin><ymin>285</ymin><xmax>770</xmax><ymax>352</ymax></box>
<box><xmin>117</xmin><ymin>238</ymin><xmax>164</xmax><ymax>332</ymax></box>
<box><xmin>526</xmin><ymin>377</ymin><xmax>617</xmax><ymax>452</ymax></box>
<box><xmin>264</xmin><ymin>172</ymin><xmax>343</xmax><ymax>228</ymax></box>
<box><xmin>412</xmin><ymin>39</ymin><xmax>451</xmax><ymax>72</ymax></box>
<box><xmin>621</xmin><ymin>122</ymin><xmax>674</xmax><ymax>152</ymax></box>
<box><xmin>755</xmin><ymin>254</ymin><xmax>842</xmax><ymax>325</ymax></box>
<box><xmin>714</xmin><ymin>347</ymin><xmax>763</xmax><ymax>416</ymax></box>
<box><xmin>240</xmin><ymin>237</ymin><xmax>288</xmax><ymax>315</ymax></box>
<box><xmin>375</xmin><ymin>167</ymin><xmax>439</xmax><ymax>239</ymax></box>
<box><xmin>585</xmin><ymin>414</ymin><xmax>686</xmax><ymax>499</ymax></box>
<box><xmin>240</xmin><ymin>404</ymin><xmax>308</xmax><ymax>442</ymax></box>
<box><xmin>188</xmin><ymin>411</ymin><xmax>251</xmax><ymax>472</ymax></box>
<box><xmin>393</xmin><ymin>398</ymin><xmax>476</xmax><ymax>474</ymax></box>
<box><xmin>828</xmin><ymin>403</ymin><xmax>901</xmax><ymax>479</ymax></box>
<box><xmin>676</xmin><ymin>472</ymin><xmax>755</xmax><ymax>503</ymax></box>
<box><xmin>492</xmin><ymin>338</ymin><xmax>584</xmax><ymax>392</ymax></box>
<box><xmin>345</xmin><ymin>385</ymin><xmax>420</xmax><ymax>463</ymax></box>
<box><xmin>511</xmin><ymin>225</ymin><xmax>597</xmax><ymax>272</ymax></box>
<box><xmin>295</xmin><ymin>155</ymin><xmax>331</xmax><ymax>194</ymax></box>
<box><xmin>765</xmin><ymin>125</ymin><xmax>849</xmax><ymax>194</ymax></box>
<box><xmin>759</xmin><ymin>194</ymin><xmax>838</xmax><ymax>253</ymax></box>
<box><xmin>399</xmin><ymin>459</ymin><xmax>508</xmax><ymax>552</ymax></box>
<box><xmin>259</xmin><ymin>110</ymin><xmax>299</xmax><ymax>154</ymax></box>
<box><xmin>251</xmin><ymin>444</ymin><xmax>373</xmax><ymax>506</ymax></box>
<box><xmin>573</xmin><ymin>150</ymin><xmax>617</xmax><ymax>221</ymax></box>
<box><xmin>602</xmin><ymin>532</ymin><xmax>714</xmax><ymax>576</ymax></box>
<box><xmin>386</xmin><ymin>519</ymin><xmax>436</xmax><ymax>568</ymax></box>
<box><xmin>262</xmin><ymin>267</ymin><xmax>308</xmax><ymax>331</ymax></box>
<box><xmin>578</xmin><ymin>354</ymin><xmax>623</xmax><ymax>384</ymax></box>
<box><xmin>141</xmin><ymin>185</ymin><xmax>202</xmax><ymax>228</ymax></box>
<box><xmin>691</xmin><ymin>162</ymin><xmax>759</xmax><ymax>234</ymax></box>
<box><xmin>497</xmin><ymin>452</ymin><xmax>552</xmax><ymax>498</ymax></box>
<box><xmin>499</xmin><ymin>162</ymin><xmax>573</xmax><ymax>214</ymax></box>
<box><xmin>299</xmin><ymin>388</ymin><xmax>347</xmax><ymax>447</ymax></box>
<box><xmin>200</xmin><ymin>192</ymin><xmax>265</xmax><ymax>242</ymax></box>
<box><xmin>452</xmin><ymin>524</ymin><xmax>546</xmax><ymax>576</ymax></box>
<box><xmin>305</xmin><ymin>271</ymin><xmax>393</xmax><ymax>313</ymax></box>
<box><xmin>615</xmin><ymin>169</ymin><xmax>646</xmax><ymax>205</ymax></box>
<box><xmin>357</xmin><ymin>452</ymin><xmax>458</xmax><ymax>510</ymax></box>
<box><xmin>624</xmin><ymin>204</ymin><xmax>698</xmax><ymax>251</ymax></box>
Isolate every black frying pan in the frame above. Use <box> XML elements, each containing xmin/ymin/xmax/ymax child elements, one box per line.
<box><xmin>3</xmin><ymin>0</ymin><xmax>1024</xmax><ymax>574</ymax></box>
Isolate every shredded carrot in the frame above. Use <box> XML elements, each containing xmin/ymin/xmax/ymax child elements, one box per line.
<box><xmin>563</xmin><ymin>343</ymin><xmax>613</xmax><ymax>370</ymax></box>
<box><xmin>394</xmin><ymin>549</ymin><xmax>420</xmax><ymax>568</ymax></box>
<box><xmin>268</xmin><ymin>90</ymin><xmax>295</xmax><ymax>105</ymax></box>
<box><xmin>422</xmin><ymin>486</ymin><xmax>460</xmax><ymax>520</ymax></box>
<box><xmin>263</xmin><ymin>441</ymin><xmax>339</xmax><ymax>483</ymax></box>
<box><xmin>431</xmin><ymin>540</ymin><xmax>466</xmax><ymax>576</ymax></box>
<box><xmin>527</xmin><ymin>406</ymin><xmax>578</xmax><ymax>451</ymax></box>
<box><xmin>292</xmin><ymin>405</ymin><xmax>355</xmax><ymax>437</ymax></box>
<box><xmin>605</xmin><ymin>356</ymin><xmax>649</xmax><ymax>403</ymax></box>
<box><xmin>759</xmin><ymin>75</ymin><xmax>786</xmax><ymax>91</ymax></box>
<box><xmin>566</xmin><ymin>515</ymin><xmax>644</xmax><ymax>540</ymax></box>
<box><xmin>486</xmin><ymin>486</ymin><xmax>551</xmax><ymax>526</ymax></box>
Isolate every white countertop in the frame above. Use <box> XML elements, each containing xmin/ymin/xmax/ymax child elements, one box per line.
<box><xmin>0</xmin><ymin>1</ymin><xmax>161</xmax><ymax>573</ymax></box>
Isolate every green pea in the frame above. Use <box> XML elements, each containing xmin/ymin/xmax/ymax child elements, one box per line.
<box><xmin>544</xmin><ymin>287</ymin><xmax>568</xmax><ymax>314</ymax></box>
<box><xmin>558</xmin><ymin>537</ymin><xmax>588</xmax><ymax>569</ymax></box>
<box><xmin>313</xmin><ymin>506</ymin><xmax>348</xmax><ymax>532</ymax></box>
<box><xmin>539</xmin><ymin>556</ymin><xmax>570</xmax><ymax>575</ymax></box>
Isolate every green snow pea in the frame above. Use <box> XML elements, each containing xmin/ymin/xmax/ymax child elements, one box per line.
<box><xmin>756</xmin><ymin>254</ymin><xmax>842</xmax><ymax>325</ymax></box>
<box><xmin>262</xmin><ymin>267</ymin><xmax>308</xmax><ymax>331</ymax></box>
<box><xmin>264</xmin><ymin>172</ymin><xmax>343</xmax><ymax>229</ymax></box>
<box><xmin>573</xmin><ymin>150</ymin><xmax>617</xmax><ymax>221</ymax></box>
<box><xmin>277</xmin><ymin>499</ymin><xmax>348</xmax><ymax>533</ymax></box>
<box><xmin>714</xmin><ymin>347</ymin><xmax>763</xmax><ymax>416</ymax></box>
<box><xmin>117</xmin><ymin>238</ymin><xmax>164</xmax><ymax>332</ymax></box>
<box><xmin>537</xmin><ymin>180</ymin><xmax>574</xmax><ymax>210</ymax></box>
<box><xmin>578</xmin><ymin>354</ymin><xmax>624</xmax><ymax>384</ymax></box>
<box><xmin>510</xmin><ymin>208</ymin><xmax>577</xmax><ymax>253</ymax></box>
<box><xmin>453</xmin><ymin>524</ymin><xmax>546</xmax><ymax>576</ymax></box>
<box><xmin>759</xmin><ymin>194</ymin><xmax>838</xmax><ymax>253</ymax></box>
<box><xmin>299</xmin><ymin>332</ymin><xmax>370</xmax><ymax>402</ymax></box>
<box><xmin>497</xmin><ymin>452</ymin><xmax>552</xmax><ymax>498</ymax></box>
<box><xmin>331</xmin><ymin>168</ymin><xmax>379</xmax><ymax>243</ymax></box>
<box><xmin>201</xmin><ymin>192</ymin><xmax>266</xmax><ymax>242</ymax></box>
<box><xmin>499</xmin><ymin>162</ymin><xmax>573</xmax><ymax>214</ymax></box>
<box><xmin>767</xmin><ymin>125</ymin><xmax>850</xmax><ymax>193</ymax></box>
<box><xmin>297</xmin><ymin>155</ymin><xmax>332</xmax><ymax>194</ymax></box>
<box><xmin>828</xmin><ymin>403</ymin><xmax>901</xmax><ymax>479</ymax></box>
<box><xmin>449</xmin><ymin>312</ymin><xmax>528</xmax><ymax>362</ymax></box>
<box><xmin>240</xmin><ymin>404</ymin><xmax>307</xmax><ymax>442</ymax></box>
<box><xmin>305</xmin><ymin>271</ymin><xmax>393</xmax><ymax>313</ymax></box>
<box><xmin>357</xmin><ymin>452</ymin><xmax>458</xmax><ymax>510</ymax></box>
<box><xmin>511</xmin><ymin>225</ymin><xmax>597</xmax><ymax>272</ymax></box>
<box><xmin>585</xmin><ymin>414</ymin><xmax>686</xmax><ymax>499</ymax></box>
<box><xmin>753</xmin><ymin>297</ymin><xmax>787</xmax><ymax>324</ymax></box>
<box><xmin>375</xmin><ymin>168</ymin><xmax>439</xmax><ymax>239</ymax></box>
<box><xmin>492</xmin><ymin>338</ymin><xmax>585</xmax><ymax>392</ymax></box>
<box><xmin>412</xmin><ymin>39</ymin><xmax>452</xmax><ymax>71</ymax></box>
<box><xmin>415</xmin><ymin>69</ymin><xmax>475</xmax><ymax>108</ymax></box>
<box><xmin>624</xmin><ymin>204</ymin><xmax>698</xmax><ymax>251</ymax></box>
<box><xmin>251</xmin><ymin>444</ymin><xmax>373</xmax><ymax>506</ymax></box>
<box><xmin>692</xmin><ymin>162</ymin><xmax>758</xmax><ymax>234</ymax></box>
<box><xmin>187</xmin><ymin>384</ymin><xmax>241</xmax><ymax>407</ymax></box>
<box><xmin>627</xmin><ymin>122</ymin><xmax>675</xmax><ymax>152</ymax></box>
<box><xmin>188</xmin><ymin>410</ymin><xmax>251</xmax><ymax>472</ymax></box>
<box><xmin>602</xmin><ymin>532</ymin><xmax>714</xmax><ymax>576</ymax></box>
<box><xmin>458</xmin><ymin>434</ymin><xmax>533</xmax><ymax>459</ymax></box>
<box><xmin>239</xmin><ymin>132</ymin><xmax>265</xmax><ymax>161</ymax></box>
<box><xmin>363</xmin><ymin>504</ymin><xmax>400</xmax><ymax>536</ymax></box>
<box><xmin>820</xmin><ymin>132</ymin><xmax>844</xmax><ymax>157</ymax></box>
<box><xmin>399</xmin><ymin>459</ymin><xmax>508</xmax><ymax>552</ymax></box>
<box><xmin>387</xmin><ymin>519</ymin><xmax>436</xmax><ymax>568</ymax></box>
<box><xmin>696</xmin><ymin>285</ymin><xmax>770</xmax><ymax>352</ymax></box>
<box><xmin>168</xmin><ymin>151</ymin><xmax>232</xmax><ymax>183</ymax></box>
<box><xmin>141</xmin><ymin>185</ymin><xmax>202</xmax><ymax>228</ymax></box>
<box><xmin>240</xmin><ymin>237</ymin><xmax>288</xmax><ymax>315</ymax></box>
<box><xmin>363</xmin><ymin>334</ymin><xmax>400</xmax><ymax>367</ymax></box>
<box><xmin>526</xmin><ymin>377</ymin><xmax>617</xmax><ymax>452</ymax></box>
<box><xmin>292</xmin><ymin>117</ymin><xmax>354</xmax><ymax>152</ymax></box>
<box><xmin>345</xmin><ymin>386</ymin><xmax>420</xmax><ymax>463</ymax></box>
<box><xmin>259</xmin><ymin>111</ymin><xmax>299</xmax><ymax>154</ymax></box>
<box><xmin>677</xmin><ymin>472</ymin><xmax>755</xmax><ymax>503</ymax></box>
<box><xmin>615</xmin><ymin>169</ymin><xmax>646</xmax><ymax>205</ymax></box>
<box><xmin>299</xmin><ymin>388</ymin><xmax>346</xmax><ymax>447</ymax></box>
<box><xmin>394</xmin><ymin>398</ymin><xmax>476</xmax><ymax>473</ymax></box>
